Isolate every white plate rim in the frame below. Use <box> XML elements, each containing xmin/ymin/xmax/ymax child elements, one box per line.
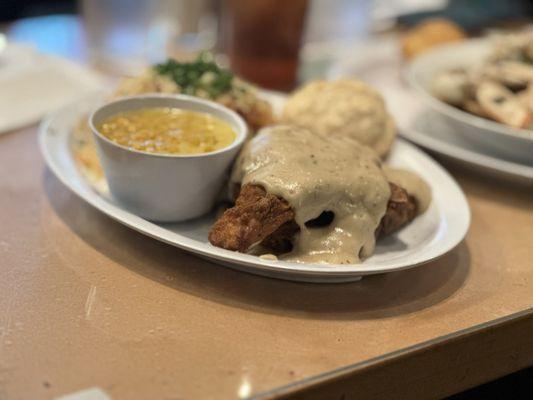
<box><xmin>400</xmin><ymin>117</ymin><xmax>533</xmax><ymax>181</ymax></box>
<box><xmin>38</xmin><ymin>95</ymin><xmax>471</xmax><ymax>279</ymax></box>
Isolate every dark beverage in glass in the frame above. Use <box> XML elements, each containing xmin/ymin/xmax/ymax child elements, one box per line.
<box><xmin>222</xmin><ymin>0</ymin><xmax>309</xmax><ymax>91</ymax></box>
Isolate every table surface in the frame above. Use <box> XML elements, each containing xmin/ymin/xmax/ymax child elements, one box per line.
<box><xmin>2</xmin><ymin>15</ymin><xmax>533</xmax><ymax>400</ymax></box>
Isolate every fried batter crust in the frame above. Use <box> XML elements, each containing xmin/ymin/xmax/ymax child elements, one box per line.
<box><xmin>208</xmin><ymin>185</ymin><xmax>295</xmax><ymax>252</ymax></box>
<box><xmin>376</xmin><ymin>183</ymin><xmax>418</xmax><ymax>237</ymax></box>
<box><xmin>208</xmin><ymin>183</ymin><xmax>417</xmax><ymax>253</ymax></box>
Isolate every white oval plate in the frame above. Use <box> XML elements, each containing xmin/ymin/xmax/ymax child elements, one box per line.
<box><xmin>39</xmin><ymin>94</ymin><xmax>470</xmax><ymax>283</ymax></box>
<box><xmin>329</xmin><ymin>38</ymin><xmax>533</xmax><ymax>186</ymax></box>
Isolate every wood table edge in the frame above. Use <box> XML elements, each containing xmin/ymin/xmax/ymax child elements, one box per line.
<box><xmin>253</xmin><ymin>308</ymin><xmax>533</xmax><ymax>400</ymax></box>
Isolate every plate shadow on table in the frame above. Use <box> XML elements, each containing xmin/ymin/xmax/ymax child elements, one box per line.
<box><xmin>44</xmin><ymin>169</ymin><xmax>471</xmax><ymax>321</ymax></box>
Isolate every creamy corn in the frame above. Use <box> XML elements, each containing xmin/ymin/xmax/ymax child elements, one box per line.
<box><xmin>98</xmin><ymin>107</ymin><xmax>236</xmax><ymax>155</ymax></box>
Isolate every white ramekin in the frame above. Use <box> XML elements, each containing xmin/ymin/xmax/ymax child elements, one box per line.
<box><xmin>89</xmin><ymin>94</ymin><xmax>247</xmax><ymax>222</ymax></box>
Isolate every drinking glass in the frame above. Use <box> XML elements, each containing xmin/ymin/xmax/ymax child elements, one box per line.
<box><xmin>81</xmin><ymin>0</ymin><xmax>217</xmax><ymax>75</ymax></box>
<box><xmin>221</xmin><ymin>0</ymin><xmax>309</xmax><ymax>91</ymax></box>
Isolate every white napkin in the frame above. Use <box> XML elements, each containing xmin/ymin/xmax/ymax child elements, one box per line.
<box><xmin>0</xmin><ymin>44</ymin><xmax>106</xmax><ymax>134</ymax></box>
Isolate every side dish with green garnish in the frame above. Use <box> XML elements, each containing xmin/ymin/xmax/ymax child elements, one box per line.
<box><xmin>113</xmin><ymin>54</ymin><xmax>274</xmax><ymax>131</ymax></box>
<box><xmin>153</xmin><ymin>54</ymin><xmax>234</xmax><ymax>99</ymax></box>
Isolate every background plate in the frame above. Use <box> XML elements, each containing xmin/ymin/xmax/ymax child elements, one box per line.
<box><xmin>406</xmin><ymin>38</ymin><xmax>533</xmax><ymax>164</ymax></box>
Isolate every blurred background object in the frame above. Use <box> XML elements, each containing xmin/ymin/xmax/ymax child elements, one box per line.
<box><xmin>397</xmin><ymin>0</ymin><xmax>533</xmax><ymax>30</ymax></box>
<box><xmin>0</xmin><ymin>32</ymin><xmax>6</xmax><ymax>53</ymax></box>
<box><xmin>170</xmin><ymin>0</ymin><xmax>217</xmax><ymax>59</ymax></box>
<box><xmin>0</xmin><ymin>0</ymin><xmax>75</xmax><ymax>22</ymax></box>
<box><xmin>220</xmin><ymin>0</ymin><xmax>309</xmax><ymax>91</ymax></box>
<box><xmin>2</xmin><ymin>0</ymin><xmax>533</xmax><ymax>86</ymax></box>
<box><xmin>81</xmin><ymin>0</ymin><xmax>217</xmax><ymax>75</ymax></box>
<box><xmin>82</xmin><ymin>0</ymin><xmax>175</xmax><ymax>74</ymax></box>
<box><xmin>401</xmin><ymin>18</ymin><xmax>466</xmax><ymax>59</ymax></box>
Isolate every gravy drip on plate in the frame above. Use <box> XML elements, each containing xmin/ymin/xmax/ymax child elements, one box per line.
<box><xmin>231</xmin><ymin>125</ymin><xmax>391</xmax><ymax>264</ymax></box>
<box><xmin>384</xmin><ymin>166</ymin><xmax>432</xmax><ymax>214</ymax></box>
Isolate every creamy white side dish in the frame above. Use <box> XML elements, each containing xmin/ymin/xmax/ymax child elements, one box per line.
<box><xmin>231</xmin><ymin>125</ymin><xmax>392</xmax><ymax>264</ymax></box>
<box><xmin>282</xmin><ymin>79</ymin><xmax>396</xmax><ymax>157</ymax></box>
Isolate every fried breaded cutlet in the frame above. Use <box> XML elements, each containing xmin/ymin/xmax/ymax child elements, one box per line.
<box><xmin>208</xmin><ymin>185</ymin><xmax>295</xmax><ymax>252</ymax></box>
<box><xmin>377</xmin><ymin>182</ymin><xmax>418</xmax><ymax>236</ymax></box>
<box><xmin>208</xmin><ymin>183</ymin><xmax>417</xmax><ymax>254</ymax></box>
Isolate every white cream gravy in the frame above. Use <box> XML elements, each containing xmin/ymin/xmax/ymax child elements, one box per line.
<box><xmin>231</xmin><ymin>125</ymin><xmax>392</xmax><ymax>264</ymax></box>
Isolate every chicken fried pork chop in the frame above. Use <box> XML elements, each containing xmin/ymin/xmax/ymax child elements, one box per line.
<box><xmin>208</xmin><ymin>125</ymin><xmax>430</xmax><ymax>264</ymax></box>
<box><xmin>209</xmin><ymin>182</ymin><xmax>418</xmax><ymax>254</ymax></box>
<box><xmin>208</xmin><ymin>184</ymin><xmax>295</xmax><ymax>253</ymax></box>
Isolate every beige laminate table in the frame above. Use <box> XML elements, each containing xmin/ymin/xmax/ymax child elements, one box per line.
<box><xmin>1</xmin><ymin>123</ymin><xmax>533</xmax><ymax>400</ymax></box>
<box><xmin>2</xmin><ymin>15</ymin><xmax>533</xmax><ymax>400</ymax></box>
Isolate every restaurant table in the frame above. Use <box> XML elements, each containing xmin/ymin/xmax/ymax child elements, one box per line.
<box><xmin>2</xmin><ymin>16</ymin><xmax>533</xmax><ymax>400</ymax></box>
